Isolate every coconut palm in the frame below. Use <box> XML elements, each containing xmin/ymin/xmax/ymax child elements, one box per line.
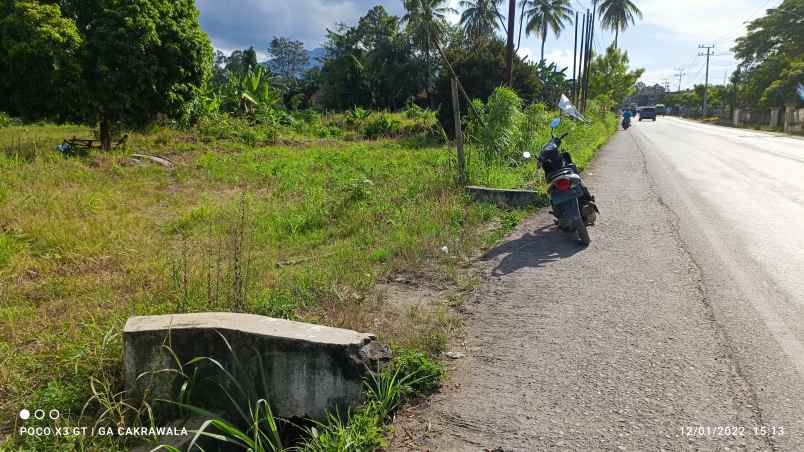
<box><xmin>459</xmin><ymin>0</ymin><xmax>503</xmax><ymax>42</ymax></box>
<box><xmin>524</xmin><ymin>0</ymin><xmax>574</xmax><ymax>62</ymax></box>
<box><xmin>598</xmin><ymin>0</ymin><xmax>643</xmax><ymax>49</ymax></box>
<box><xmin>402</xmin><ymin>0</ymin><xmax>457</xmax><ymax>57</ymax></box>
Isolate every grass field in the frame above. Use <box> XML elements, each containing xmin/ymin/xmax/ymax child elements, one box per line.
<box><xmin>0</xmin><ymin>109</ymin><xmax>614</xmax><ymax>450</ymax></box>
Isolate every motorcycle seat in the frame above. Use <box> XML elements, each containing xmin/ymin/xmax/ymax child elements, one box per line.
<box><xmin>546</xmin><ymin>167</ymin><xmax>576</xmax><ymax>180</ymax></box>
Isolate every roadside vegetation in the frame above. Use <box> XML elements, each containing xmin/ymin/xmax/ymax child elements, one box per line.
<box><xmin>657</xmin><ymin>0</ymin><xmax>802</xmax><ymax>123</ymax></box>
<box><xmin>0</xmin><ymin>0</ymin><xmax>627</xmax><ymax>450</ymax></box>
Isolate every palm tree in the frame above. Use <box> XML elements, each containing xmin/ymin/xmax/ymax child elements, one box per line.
<box><xmin>524</xmin><ymin>0</ymin><xmax>574</xmax><ymax>62</ymax></box>
<box><xmin>459</xmin><ymin>0</ymin><xmax>502</xmax><ymax>42</ymax></box>
<box><xmin>598</xmin><ymin>0</ymin><xmax>643</xmax><ymax>49</ymax></box>
<box><xmin>402</xmin><ymin>0</ymin><xmax>456</xmax><ymax>57</ymax></box>
<box><xmin>403</xmin><ymin>0</ymin><xmax>456</xmax><ymax>96</ymax></box>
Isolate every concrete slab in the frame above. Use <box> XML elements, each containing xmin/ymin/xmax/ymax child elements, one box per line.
<box><xmin>123</xmin><ymin>312</ymin><xmax>390</xmax><ymax>422</ymax></box>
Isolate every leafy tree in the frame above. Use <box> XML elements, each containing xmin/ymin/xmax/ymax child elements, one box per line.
<box><xmin>224</xmin><ymin>47</ymin><xmax>259</xmax><ymax>77</ymax></box>
<box><xmin>597</xmin><ymin>0</ymin><xmax>643</xmax><ymax>49</ymax></box>
<box><xmin>267</xmin><ymin>36</ymin><xmax>309</xmax><ymax>81</ymax></box>
<box><xmin>434</xmin><ymin>37</ymin><xmax>543</xmax><ymax>134</ymax></box>
<box><xmin>459</xmin><ymin>0</ymin><xmax>502</xmax><ymax>42</ymax></box>
<box><xmin>0</xmin><ymin>0</ymin><xmax>212</xmax><ymax>148</ymax></box>
<box><xmin>320</xmin><ymin>6</ymin><xmax>426</xmax><ymax>110</ymax></box>
<box><xmin>733</xmin><ymin>0</ymin><xmax>804</xmax><ymax>108</ymax></box>
<box><xmin>588</xmin><ymin>46</ymin><xmax>644</xmax><ymax>105</ymax></box>
<box><xmin>523</xmin><ymin>0</ymin><xmax>574</xmax><ymax>62</ymax></box>
<box><xmin>532</xmin><ymin>60</ymin><xmax>572</xmax><ymax>106</ymax></box>
<box><xmin>78</xmin><ymin>0</ymin><xmax>213</xmax><ymax>149</ymax></box>
<box><xmin>0</xmin><ymin>0</ymin><xmax>82</xmax><ymax>121</ymax></box>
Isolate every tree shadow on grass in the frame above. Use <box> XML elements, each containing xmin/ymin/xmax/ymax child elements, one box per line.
<box><xmin>481</xmin><ymin>224</ymin><xmax>587</xmax><ymax>276</ymax></box>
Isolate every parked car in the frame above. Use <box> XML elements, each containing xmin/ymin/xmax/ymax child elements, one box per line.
<box><xmin>639</xmin><ymin>107</ymin><xmax>657</xmax><ymax>121</ymax></box>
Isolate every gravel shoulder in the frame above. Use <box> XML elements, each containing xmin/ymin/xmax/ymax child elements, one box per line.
<box><xmin>389</xmin><ymin>129</ymin><xmax>772</xmax><ymax>451</ymax></box>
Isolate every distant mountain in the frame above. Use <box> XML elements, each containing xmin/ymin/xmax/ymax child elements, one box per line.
<box><xmin>262</xmin><ymin>48</ymin><xmax>326</xmax><ymax>76</ymax></box>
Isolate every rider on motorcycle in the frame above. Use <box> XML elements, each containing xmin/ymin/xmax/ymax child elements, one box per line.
<box><xmin>622</xmin><ymin>109</ymin><xmax>632</xmax><ymax>122</ymax></box>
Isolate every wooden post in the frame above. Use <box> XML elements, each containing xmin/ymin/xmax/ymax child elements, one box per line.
<box><xmin>451</xmin><ymin>78</ymin><xmax>465</xmax><ymax>185</ymax></box>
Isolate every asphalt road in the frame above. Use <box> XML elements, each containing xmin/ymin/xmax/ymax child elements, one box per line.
<box><xmin>391</xmin><ymin>117</ymin><xmax>804</xmax><ymax>451</ymax></box>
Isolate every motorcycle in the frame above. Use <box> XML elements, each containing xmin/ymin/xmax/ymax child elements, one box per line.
<box><xmin>523</xmin><ymin>95</ymin><xmax>598</xmax><ymax>245</ymax></box>
<box><xmin>622</xmin><ymin>116</ymin><xmax>631</xmax><ymax>130</ymax></box>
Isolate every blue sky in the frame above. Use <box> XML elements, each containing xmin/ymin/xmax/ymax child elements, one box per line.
<box><xmin>196</xmin><ymin>0</ymin><xmax>782</xmax><ymax>89</ymax></box>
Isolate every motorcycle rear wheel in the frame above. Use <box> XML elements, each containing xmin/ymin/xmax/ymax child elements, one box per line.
<box><xmin>576</xmin><ymin>219</ymin><xmax>591</xmax><ymax>245</ymax></box>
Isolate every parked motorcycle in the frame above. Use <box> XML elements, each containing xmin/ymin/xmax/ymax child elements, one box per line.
<box><xmin>523</xmin><ymin>95</ymin><xmax>598</xmax><ymax>245</ymax></box>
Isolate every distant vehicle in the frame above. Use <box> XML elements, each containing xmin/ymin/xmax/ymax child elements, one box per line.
<box><xmin>639</xmin><ymin>107</ymin><xmax>657</xmax><ymax>121</ymax></box>
<box><xmin>655</xmin><ymin>104</ymin><xmax>666</xmax><ymax>115</ymax></box>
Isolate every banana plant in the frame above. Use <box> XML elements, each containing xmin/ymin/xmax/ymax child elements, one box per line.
<box><xmin>222</xmin><ymin>66</ymin><xmax>278</xmax><ymax>116</ymax></box>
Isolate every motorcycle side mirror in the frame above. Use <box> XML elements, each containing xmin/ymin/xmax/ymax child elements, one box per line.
<box><xmin>550</xmin><ymin>118</ymin><xmax>561</xmax><ymax>129</ymax></box>
<box><xmin>522</xmin><ymin>152</ymin><xmax>531</xmax><ymax>159</ymax></box>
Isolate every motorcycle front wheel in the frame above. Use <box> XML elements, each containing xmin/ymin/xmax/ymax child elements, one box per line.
<box><xmin>576</xmin><ymin>218</ymin><xmax>591</xmax><ymax>245</ymax></box>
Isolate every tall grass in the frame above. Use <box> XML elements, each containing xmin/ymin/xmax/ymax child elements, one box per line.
<box><xmin>466</xmin><ymin>89</ymin><xmax>617</xmax><ymax>189</ymax></box>
<box><xmin>147</xmin><ymin>339</ymin><xmax>443</xmax><ymax>451</ymax></box>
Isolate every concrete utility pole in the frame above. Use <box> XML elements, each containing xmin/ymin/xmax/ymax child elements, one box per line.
<box><xmin>674</xmin><ymin>68</ymin><xmax>686</xmax><ymax>92</ymax></box>
<box><xmin>698</xmin><ymin>44</ymin><xmax>715</xmax><ymax>117</ymax></box>
<box><xmin>661</xmin><ymin>78</ymin><xmax>670</xmax><ymax>92</ymax></box>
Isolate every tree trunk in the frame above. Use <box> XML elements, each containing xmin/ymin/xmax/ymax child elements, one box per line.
<box><xmin>614</xmin><ymin>29</ymin><xmax>619</xmax><ymax>49</ymax></box>
<box><xmin>540</xmin><ymin>24</ymin><xmax>547</xmax><ymax>62</ymax></box>
<box><xmin>505</xmin><ymin>0</ymin><xmax>516</xmax><ymax>86</ymax></box>
<box><xmin>100</xmin><ymin>117</ymin><xmax>111</xmax><ymax>152</ymax></box>
<box><xmin>516</xmin><ymin>0</ymin><xmax>526</xmax><ymax>53</ymax></box>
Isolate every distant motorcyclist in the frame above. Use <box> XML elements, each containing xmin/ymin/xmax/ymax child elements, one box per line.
<box><xmin>622</xmin><ymin>109</ymin><xmax>633</xmax><ymax>129</ymax></box>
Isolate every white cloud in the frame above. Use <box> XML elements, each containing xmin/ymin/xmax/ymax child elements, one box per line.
<box><xmin>543</xmin><ymin>49</ymin><xmax>575</xmax><ymax>71</ymax></box>
<box><xmin>639</xmin><ymin>0</ymin><xmax>780</xmax><ymax>46</ymax></box>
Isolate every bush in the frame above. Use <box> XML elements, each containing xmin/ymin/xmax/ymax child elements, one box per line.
<box><xmin>0</xmin><ymin>112</ymin><xmax>21</xmax><ymax>128</ymax></box>
<box><xmin>468</xmin><ymin>87</ymin><xmax>524</xmax><ymax>163</ymax></box>
<box><xmin>363</xmin><ymin>115</ymin><xmax>400</xmax><ymax>139</ymax></box>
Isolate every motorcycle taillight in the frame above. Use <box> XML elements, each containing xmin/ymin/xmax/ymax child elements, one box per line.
<box><xmin>553</xmin><ymin>178</ymin><xmax>572</xmax><ymax>192</ymax></box>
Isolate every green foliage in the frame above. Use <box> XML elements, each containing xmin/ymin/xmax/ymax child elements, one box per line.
<box><xmin>433</xmin><ymin>38</ymin><xmax>544</xmax><ymax>132</ymax></box>
<box><xmin>532</xmin><ymin>60</ymin><xmax>573</xmax><ymax>106</ymax></box>
<box><xmin>0</xmin><ymin>112</ymin><xmax>21</xmax><ymax>128</ymax></box>
<box><xmin>300</xmin><ymin>404</ymin><xmax>385</xmax><ymax>451</ymax></box>
<box><xmin>466</xmin><ymin>90</ymin><xmax>617</xmax><ymax>189</ymax></box>
<box><xmin>363</xmin><ymin>115</ymin><xmax>401</xmax><ymax>139</ymax></box>
<box><xmin>0</xmin><ymin>0</ymin><xmax>82</xmax><ymax>121</ymax></box>
<box><xmin>0</xmin><ymin>0</ymin><xmax>212</xmax><ymax>127</ymax></box>
<box><xmin>268</xmin><ymin>36</ymin><xmax>309</xmax><ymax>81</ymax></box>
<box><xmin>734</xmin><ymin>0</ymin><xmax>804</xmax><ymax>108</ymax></box>
<box><xmin>392</xmin><ymin>348</ymin><xmax>445</xmax><ymax>394</ymax></box>
<box><xmin>588</xmin><ymin>45</ymin><xmax>645</xmax><ymax>105</ymax></box>
<box><xmin>524</xmin><ymin>0</ymin><xmax>574</xmax><ymax>61</ymax></box>
<box><xmin>597</xmin><ymin>0</ymin><xmax>643</xmax><ymax>47</ymax></box>
<box><xmin>468</xmin><ymin>87</ymin><xmax>525</xmax><ymax>163</ymax></box>
<box><xmin>320</xmin><ymin>6</ymin><xmax>427</xmax><ymax>110</ymax></box>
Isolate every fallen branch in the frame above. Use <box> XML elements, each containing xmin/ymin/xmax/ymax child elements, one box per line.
<box><xmin>130</xmin><ymin>153</ymin><xmax>174</xmax><ymax>168</ymax></box>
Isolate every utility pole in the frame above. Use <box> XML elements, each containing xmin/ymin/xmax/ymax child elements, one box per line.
<box><xmin>698</xmin><ymin>44</ymin><xmax>714</xmax><ymax>117</ymax></box>
<box><xmin>661</xmin><ymin>78</ymin><xmax>670</xmax><ymax>92</ymax></box>
<box><xmin>582</xmin><ymin>4</ymin><xmax>596</xmax><ymax>112</ymax></box>
<box><xmin>577</xmin><ymin>12</ymin><xmax>587</xmax><ymax>105</ymax></box>
<box><xmin>674</xmin><ymin>68</ymin><xmax>686</xmax><ymax>92</ymax></box>
<box><xmin>572</xmin><ymin>10</ymin><xmax>579</xmax><ymax>104</ymax></box>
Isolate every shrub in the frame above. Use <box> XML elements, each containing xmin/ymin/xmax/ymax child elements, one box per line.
<box><xmin>0</xmin><ymin>112</ymin><xmax>21</xmax><ymax>128</ymax></box>
<box><xmin>468</xmin><ymin>87</ymin><xmax>524</xmax><ymax>163</ymax></box>
<box><xmin>363</xmin><ymin>115</ymin><xmax>399</xmax><ymax>139</ymax></box>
